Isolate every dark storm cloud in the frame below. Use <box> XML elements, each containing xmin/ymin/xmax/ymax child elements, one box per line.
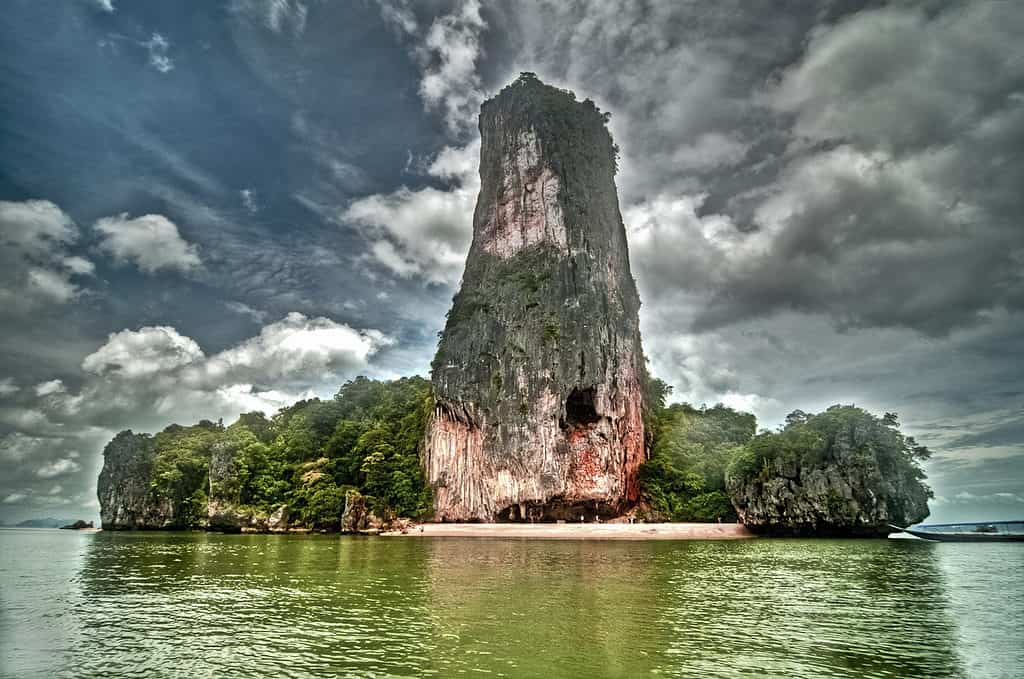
<box><xmin>500</xmin><ymin>1</ymin><xmax>1024</xmax><ymax>337</ymax></box>
<box><xmin>687</xmin><ymin>3</ymin><xmax>1024</xmax><ymax>334</ymax></box>
<box><xmin>949</xmin><ymin>418</ymin><xmax>1024</xmax><ymax>451</ymax></box>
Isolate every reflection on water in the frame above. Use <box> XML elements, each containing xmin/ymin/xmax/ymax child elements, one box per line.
<box><xmin>1</xmin><ymin>528</ymin><xmax>1021</xmax><ymax>678</ymax></box>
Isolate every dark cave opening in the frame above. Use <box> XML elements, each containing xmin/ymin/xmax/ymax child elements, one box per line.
<box><xmin>564</xmin><ymin>387</ymin><xmax>600</xmax><ymax>428</ymax></box>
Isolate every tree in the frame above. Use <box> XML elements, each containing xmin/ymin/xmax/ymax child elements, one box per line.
<box><xmin>639</xmin><ymin>402</ymin><xmax>756</xmax><ymax>521</ymax></box>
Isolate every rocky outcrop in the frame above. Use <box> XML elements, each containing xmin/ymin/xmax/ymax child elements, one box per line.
<box><xmin>97</xmin><ymin>431</ymin><xmax>162</xmax><ymax>530</ymax></box>
<box><xmin>426</xmin><ymin>74</ymin><xmax>647</xmax><ymax>521</ymax></box>
<box><xmin>340</xmin><ymin>489</ymin><xmax>383</xmax><ymax>533</ymax></box>
<box><xmin>60</xmin><ymin>520</ymin><xmax>94</xmax><ymax>530</ymax></box>
<box><xmin>206</xmin><ymin>440</ymin><xmax>248</xmax><ymax>532</ymax></box>
<box><xmin>727</xmin><ymin>411</ymin><xmax>932</xmax><ymax>536</ymax></box>
<box><xmin>267</xmin><ymin>504</ymin><xmax>289</xmax><ymax>532</ymax></box>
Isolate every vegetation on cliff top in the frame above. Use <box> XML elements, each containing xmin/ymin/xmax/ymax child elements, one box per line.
<box><xmin>485</xmin><ymin>72</ymin><xmax>620</xmax><ymax>175</ymax></box>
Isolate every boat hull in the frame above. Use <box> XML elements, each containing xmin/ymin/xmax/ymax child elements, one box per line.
<box><xmin>900</xmin><ymin>528</ymin><xmax>1024</xmax><ymax>542</ymax></box>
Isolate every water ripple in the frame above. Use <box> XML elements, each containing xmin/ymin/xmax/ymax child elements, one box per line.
<box><xmin>1</xmin><ymin>529</ymin><xmax>1021</xmax><ymax>678</ymax></box>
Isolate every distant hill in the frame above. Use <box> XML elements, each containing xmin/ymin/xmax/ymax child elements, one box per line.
<box><xmin>13</xmin><ymin>517</ymin><xmax>79</xmax><ymax>528</ymax></box>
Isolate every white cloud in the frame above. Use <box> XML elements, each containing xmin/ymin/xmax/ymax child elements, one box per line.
<box><xmin>34</xmin><ymin>380</ymin><xmax>66</xmax><ymax>397</ymax></box>
<box><xmin>93</xmin><ymin>0</ymin><xmax>115</xmax><ymax>12</ymax></box>
<box><xmin>81</xmin><ymin>313</ymin><xmax>388</xmax><ymax>406</ymax></box>
<box><xmin>0</xmin><ymin>200</ymin><xmax>91</xmax><ymax>307</ymax></box>
<box><xmin>62</xmin><ymin>256</ymin><xmax>95</xmax><ymax>275</ymax></box>
<box><xmin>27</xmin><ymin>268</ymin><xmax>79</xmax><ymax>303</ymax></box>
<box><xmin>384</xmin><ymin>0</ymin><xmax>486</xmax><ymax>135</ymax></box>
<box><xmin>94</xmin><ymin>213</ymin><xmax>201</xmax><ymax>273</ymax></box>
<box><xmin>0</xmin><ymin>379</ymin><xmax>18</xmax><ymax>396</ymax></box>
<box><xmin>2</xmin><ymin>493</ymin><xmax>27</xmax><ymax>504</ymax></box>
<box><xmin>82</xmin><ymin>326</ymin><xmax>205</xmax><ymax>378</ymax></box>
<box><xmin>144</xmin><ymin>33</ymin><xmax>174</xmax><ymax>73</ymax></box>
<box><xmin>197</xmin><ymin>312</ymin><xmax>390</xmax><ymax>387</ymax></box>
<box><xmin>344</xmin><ymin>184</ymin><xmax>474</xmax><ymax>284</ymax></box>
<box><xmin>0</xmin><ymin>199</ymin><xmax>77</xmax><ymax>251</ymax></box>
<box><xmin>417</xmin><ymin>0</ymin><xmax>487</xmax><ymax>134</ymax></box>
<box><xmin>342</xmin><ymin>142</ymin><xmax>478</xmax><ymax>285</ymax></box>
<box><xmin>933</xmin><ymin>491</ymin><xmax>1024</xmax><ymax>506</ymax></box>
<box><xmin>36</xmin><ymin>458</ymin><xmax>81</xmax><ymax>479</ymax></box>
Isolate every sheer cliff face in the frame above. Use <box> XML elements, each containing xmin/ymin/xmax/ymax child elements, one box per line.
<box><xmin>97</xmin><ymin>431</ymin><xmax>161</xmax><ymax>530</ymax></box>
<box><xmin>426</xmin><ymin>75</ymin><xmax>646</xmax><ymax>522</ymax></box>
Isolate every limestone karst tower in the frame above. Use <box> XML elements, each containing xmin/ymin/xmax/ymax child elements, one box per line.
<box><xmin>425</xmin><ymin>74</ymin><xmax>646</xmax><ymax>521</ymax></box>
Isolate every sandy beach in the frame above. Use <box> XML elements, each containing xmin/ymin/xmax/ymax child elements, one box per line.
<box><xmin>387</xmin><ymin>522</ymin><xmax>755</xmax><ymax>540</ymax></box>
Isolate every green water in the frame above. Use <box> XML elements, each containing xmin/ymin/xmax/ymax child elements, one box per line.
<box><xmin>1</xmin><ymin>529</ymin><xmax>1021</xmax><ymax>678</ymax></box>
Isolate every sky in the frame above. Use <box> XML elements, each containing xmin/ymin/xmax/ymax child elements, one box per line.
<box><xmin>1</xmin><ymin>0</ymin><xmax>1022</xmax><ymax>524</ymax></box>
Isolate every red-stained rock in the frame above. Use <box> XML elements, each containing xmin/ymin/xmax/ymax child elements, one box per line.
<box><xmin>425</xmin><ymin>74</ymin><xmax>647</xmax><ymax>521</ymax></box>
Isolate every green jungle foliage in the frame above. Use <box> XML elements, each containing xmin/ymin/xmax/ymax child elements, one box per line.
<box><xmin>145</xmin><ymin>376</ymin><xmax>433</xmax><ymax>529</ymax></box>
<box><xmin>148</xmin><ymin>420</ymin><xmax>224</xmax><ymax>527</ymax></box>
<box><xmin>639</xmin><ymin>390</ymin><xmax>756</xmax><ymax>522</ymax></box>
<box><xmin>727</xmin><ymin>405</ymin><xmax>932</xmax><ymax>492</ymax></box>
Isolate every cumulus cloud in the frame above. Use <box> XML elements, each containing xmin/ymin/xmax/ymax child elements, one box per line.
<box><xmin>82</xmin><ymin>326</ymin><xmax>205</xmax><ymax>378</ymax></box>
<box><xmin>0</xmin><ymin>199</ymin><xmax>77</xmax><ymax>249</ymax></box>
<box><xmin>338</xmin><ymin>2</ymin><xmax>487</xmax><ymax>286</ymax></box>
<box><xmin>0</xmin><ymin>199</ymin><xmax>93</xmax><ymax>307</ymax></box>
<box><xmin>34</xmin><ymin>380</ymin><xmax>66</xmax><ymax>397</ymax></box>
<box><xmin>342</xmin><ymin>141</ymin><xmax>478</xmax><ymax>285</ymax></box>
<box><xmin>195</xmin><ymin>312</ymin><xmax>391</xmax><ymax>388</ymax></box>
<box><xmin>36</xmin><ymin>458</ymin><xmax>81</xmax><ymax>479</ymax></box>
<box><xmin>94</xmin><ymin>213</ymin><xmax>201</xmax><ymax>273</ymax></box>
<box><xmin>78</xmin><ymin>314</ymin><xmax>388</xmax><ymax>410</ymax></box>
<box><xmin>26</xmin><ymin>268</ymin><xmax>79</xmax><ymax>304</ymax></box>
<box><xmin>62</xmin><ymin>256</ymin><xmax>95</xmax><ymax>275</ymax></box>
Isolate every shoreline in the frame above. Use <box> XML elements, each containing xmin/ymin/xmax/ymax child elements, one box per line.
<box><xmin>386</xmin><ymin>522</ymin><xmax>756</xmax><ymax>540</ymax></box>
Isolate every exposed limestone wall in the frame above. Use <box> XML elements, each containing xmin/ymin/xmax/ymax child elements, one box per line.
<box><xmin>426</xmin><ymin>74</ymin><xmax>646</xmax><ymax>521</ymax></box>
<box><xmin>97</xmin><ymin>430</ymin><xmax>160</xmax><ymax>530</ymax></box>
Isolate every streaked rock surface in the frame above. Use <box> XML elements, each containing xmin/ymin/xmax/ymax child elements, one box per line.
<box><xmin>426</xmin><ymin>74</ymin><xmax>647</xmax><ymax>521</ymax></box>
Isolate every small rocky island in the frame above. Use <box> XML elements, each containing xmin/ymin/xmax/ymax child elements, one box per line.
<box><xmin>96</xmin><ymin>74</ymin><xmax>932</xmax><ymax>537</ymax></box>
<box><xmin>59</xmin><ymin>520</ymin><xmax>94</xmax><ymax>530</ymax></box>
